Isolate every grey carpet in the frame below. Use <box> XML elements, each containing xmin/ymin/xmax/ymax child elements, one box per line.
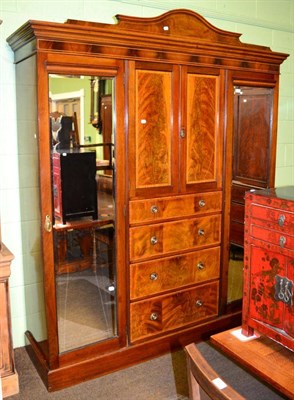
<box><xmin>7</xmin><ymin>347</ymin><xmax>189</xmax><ymax>400</ymax></box>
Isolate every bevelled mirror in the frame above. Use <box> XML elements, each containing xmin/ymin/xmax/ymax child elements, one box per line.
<box><xmin>49</xmin><ymin>74</ymin><xmax>116</xmax><ymax>353</ymax></box>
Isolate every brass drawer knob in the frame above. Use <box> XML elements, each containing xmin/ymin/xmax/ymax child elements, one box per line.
<box><xmin>150</xmin><ymin>312</ymin><xmax>158</xmax><ymax>321</ymax></box>
<box><xmin>151</xmin><ymin>205</ymin><xmax>159</xmax><ymax>214</ymax></box>
<box><xmin>198</xmin><ymin>229</ymin><xmax>205</xmax><ymax>236</ymax></box>
<box><xmin>150</xmin><ymin>236</ymin><xmax>158</xmax><ymax>245</ymax></box>
<box><xmin>150</xmin><ymin>272</ymin><xmax>158</xmax><ymax>281</ymax></box>
<box><xmin>197</xmin><ymin>262</ymin><xmax>204</xmax><ymax>270</ymax></box>
<box><xmin>199</xmin><ymin>199</ymin><xmax>206</xmax><ymax>208</ymax></box>
<box><xmin>195</xmin><ymin>299</ymin><xmax>203</xmax><ymax>307</ymax></box>
<box><xmin>278</xmin><ymin>214</ymin><xmax>285</xmax><ymax>227</ymax></box>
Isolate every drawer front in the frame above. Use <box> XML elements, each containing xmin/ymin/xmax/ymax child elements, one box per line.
<box><xmin>231</xmin><ymin>202</ymin><xmax>244</xmax><ymax>223</ymax></box>
<box><xmin>129</xmin><ymin>215</ymin><xmax>221</xmax><ymax>262</ymax></box>
<box><xmin>129</xmin><ymin>192</ymin><xmax>222</xmax><ymax>224</ymax></box>
<box><xmin>230</xmin><ymin>221</ymin><xmax>244</xmax><ymax>247</ymax></box>
<box><xmin>231</xmin><ymin>185</ymin><xmax>246</xmax><ymax>204</ymax></box>
<box><xmin>130</xmin><ymin>247</ymin><xmax>220</xmax><ymax>300</ymax></box>
<box><xmin>130</xmin><ymin>281</ymin><xmax>219</xmax><ymax>342</ymax></box>
<box><xmin>250</xmin><ymin>204</ymin><xmax>294</xmax><ymax>234</ymax></box>
<box><xmin>251</xmin><ymin>225</ymin><xmax>294</xmax><ymax>250</ymax></box>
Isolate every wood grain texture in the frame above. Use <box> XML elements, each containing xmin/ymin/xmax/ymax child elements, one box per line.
<box><xmin>129</xmin><ymin>215</ymin><xmax>221</xmax><ymax>262</ymax></box>
<box><xmin>130</xmin><ymin>281</ymin><xmax>219</xmax><ymax>341</ymax></box>
<box><xmin>211</xmin><ymin>328</ymin><xmax>294</xmax><ymax>399</ymax></box>
<box><xmin>186</xmin><ymin>75</ymin><xmax>218</xmax><ymax>184</ymax></box>
<box><xmin>0</xmin><ymin>244</ymin><xmax>19</xmax><ymax>397</ymax></box>
<box><xmin>136</xmin><ymin>70</ymin><xmax>171</xmax><ymax>188</ymax></box>
<box><xmin>6</xmin><ymin>7</ymin><xmax>288</xmax><ymax>391</ymax></box>
<box><xmin>233</xmin><ymin>88</ymin><xmax>273</xmax><ymax>187</ymax></box>
<box><xmin>129</xmin><ymin>192</ymin><xmax>222</xmax><ymax>224</ymax></box>
<box><xmin>130</xmin><ymin>247</ymin><xmax>220</xmax><ymax>299</ymax></box>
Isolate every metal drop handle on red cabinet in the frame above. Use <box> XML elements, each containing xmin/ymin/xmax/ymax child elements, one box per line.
<box><xmin>279</xmin><ymin>236</ymin><xmax>286</xmax><ymax>248</ymax></box>
<box><xmin>278</xmin><ymin>214</ymin><xmax>285</xmax><ymax>227</ymax></box>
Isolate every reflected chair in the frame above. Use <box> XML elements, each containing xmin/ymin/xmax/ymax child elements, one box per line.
<box><xmin>185</xmin><ymin>342</ymin><xmax>285</xmax><ymax>400</ymax></box>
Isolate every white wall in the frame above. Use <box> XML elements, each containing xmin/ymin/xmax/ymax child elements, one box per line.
<box><xmin>0</xmin><ymin>0</ymin><xmax>293</xmax><ymax>348</ymax></box>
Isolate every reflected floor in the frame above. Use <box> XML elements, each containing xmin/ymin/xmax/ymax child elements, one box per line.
<box><xmin>227</xmin><ymin>246</ymin><xmax>244</xmax><ymax>303</ymax></box>
<box><xmin>56</xmin><ymin>267</ymin><xmax>116</xmax><ymax>353</ymax></box>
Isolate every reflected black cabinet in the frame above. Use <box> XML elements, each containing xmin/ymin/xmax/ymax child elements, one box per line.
<box><xmin>53</xmin><ymin>151</ymin><xmax>98</xmax><ymax>224</ymax></box>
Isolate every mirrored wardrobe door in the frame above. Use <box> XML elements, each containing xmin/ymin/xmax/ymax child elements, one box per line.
<box><xmin>49</xmin><ymin>74</ymin><xmax>117</xmax><ymax>353</ymax></box>
<box><xmin>227</xmin><ymin>85</ymin><xmax>274</xmax><ymax>305</ymax></box>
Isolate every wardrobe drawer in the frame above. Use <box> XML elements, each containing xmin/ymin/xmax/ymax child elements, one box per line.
<box><xmin>250</xmin><ymin>204</ymin><xmax>294</xmax><ymax>234</ymax></box>
<box><xmin>231</xmin><ymin>185</ymin><xmax>246</xmax><ymax>204</ymax></box>
<box><xmin>130</xmin><ymin>247</ymin><xmax>220</xmax><ymax>300</ymax></box>
<box><xmin>130</xmin><ymin>281</ymin><xmax>219</xmax><ymax>342</ymax></box>
<box><xmin>250</xmin><ymin>225</ymin><xmax>294</xmax><ymax>250</ymax></box>
<box><xmin>129</xmin><ymin>192</ymin><xmax>222</xmax><ymax>224</ymax></box>
<box><xmin>231</xmin><ymin>202</ymin><xmax>244</xmax><ymax>224</ymax></box>
<box><xmin>230</xmin><ymin>221</ymin><xmax>245</xmax><ymax>247</ymax></box>
<box><xmin>129</xmin><ymin>215</ymin><xmax>221</xmax><ymax>262</ymax></box>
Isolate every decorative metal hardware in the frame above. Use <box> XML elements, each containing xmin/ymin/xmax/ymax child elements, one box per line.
<box><xmin>199</xmin><ymin>199</ymin><xmax>206</xmax><ymax>208</ymax></box>
<box><xmin>150</xmin><ymin>272</ymin><xmax>158</xmax><ymax>281</ymax></box>
<box><xmin>278</xmin><ymin>214</ymin><xmax>285</xmax><ymax>227</ymax></box>
<box><xmin>279</xmin><ymin>236</ymin><xmax>286</xmax><ymax>248</ymax></box>
<box><xmin>44</xmin><ymin>215</ymin><xmax>52</xmax><ymax>233</ymax></box>
<box><xmin>151</xmin><ymin>205</ymin><xmax>158</xmax><ymax>214</ymax></box>
<box><xmin>195</xmin><ymin>300</ymin><xmax>203</xmax><ymax>307</ymax></box>
<box><xmin>150</xmin><ymin>312</ymin><xmax>158</xmax><ymax>321</ymax></box>
<box><xmin>197</xmin><ymin>262</ymin><xmax>204</xmax><ymax>270</ymax></box>
<box><xmin>274</xmin><ymin>275</ymin><xmax>293</xmax><ymax>305</ymax></box>
<box><xmin>198</xmin><ymin>229</ymin><xmax>205</xmax><ymax>236</ymax></box>
<box><xmin>150</xmin><ymin>236</ymin><xmax>158</xmax><ymax>245</ymax></box>
<box><xmin>180</xmin><ymin>128</ymin><xmax>185</xmax><ymax>138</ymax></box>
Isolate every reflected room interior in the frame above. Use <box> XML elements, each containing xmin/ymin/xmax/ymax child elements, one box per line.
<box><xmin>49</xmin><ymin>74</ymin><xmax>117</xmax><ymax>353</ymax></box>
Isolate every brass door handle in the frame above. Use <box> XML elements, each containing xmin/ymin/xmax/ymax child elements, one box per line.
<box><xmin>44</xmin><ymin>215</ymin><xmax>52</xmax><ymax>232</ymax></box>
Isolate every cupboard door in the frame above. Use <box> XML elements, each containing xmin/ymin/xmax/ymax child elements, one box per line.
<box><xmin>182</xmin><ymin>68</ymin><xmax>223</xmax><ymax>192</ymax></box>
<box><xmin>128</xmin><ymin>62</ymin><xmax>179</xmax><ymax>198</ymax></box>
<box><xmin>233</xmin><ymin>87</ymin><xmax>274</xmax><ymax>188</ymax></box>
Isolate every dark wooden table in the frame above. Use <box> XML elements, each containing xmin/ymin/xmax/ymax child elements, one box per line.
<box><xmin>210</xmin><ymin>327</ymin><xmax>294</xmax><ymax>399</ymax></box>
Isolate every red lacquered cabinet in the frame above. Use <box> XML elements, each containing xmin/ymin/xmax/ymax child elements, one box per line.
<box><xmin>242</xmin><ymin>186</ymin><xmax>294</xmax><ymax>351</ymax></box>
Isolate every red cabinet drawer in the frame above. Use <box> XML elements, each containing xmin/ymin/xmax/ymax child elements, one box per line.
<box><xmin>250</xmin><ymin>204</ymin><xmax>294</xmax><ymax>234</ymax></box>
<box><xmin>250</xmin><ymin>224</ymin><xmax>294</xmax><ymax>250</ymax></box>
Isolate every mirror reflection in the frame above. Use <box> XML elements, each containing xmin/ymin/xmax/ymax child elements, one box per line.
<box><xmin>49</xmin><ymin>74</ymin><xmax>117</xmax><ymax>353</ymax></box>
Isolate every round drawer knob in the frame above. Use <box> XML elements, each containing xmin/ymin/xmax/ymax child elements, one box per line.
<box><xmin>199</xmin><ymin>199</ymin><xmax>206</xmax><ymax>208</ymax></box>
<box><xmin>278</xmin><ymin>214</ymin><xmax>285</xmax><ymax>227</ymax></box>
<box><xmin>196</xmin><ymin>299</ymin><xmax>203</xmax><ymax>307</ymax></box>
<box><xmin>150</xmin><ymin>272</ymin><xmax>158</xmax><ymax>281</ymax></box>
<box><xmin>151</xmin><ymin>205</ymin><xmax>159</xmax><ymax>214</ymax></box>
<box><xmin>198</xmin><ymin>229</ymin><xmax>205</xmax><ymax>236</ymax></box>
<box><xmin>197</xmin><ymin>262</ymin><xmax>204</xmax><ymax>270</ymax></box>
<box><xmin>150</xmin><ymin>236</ymin><xmax>158</xmax><ymax>245</ymax></box>
<box><xmin>150</xmin><ymin>312</ymin><xmax>158</xmax><ymax>321</ymax></box>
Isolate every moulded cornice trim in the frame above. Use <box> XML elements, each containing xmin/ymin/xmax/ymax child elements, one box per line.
<box><xmin>117</xmin><ymin>0</ymin><xmax>294</xmax><ymax>33</ymax></box>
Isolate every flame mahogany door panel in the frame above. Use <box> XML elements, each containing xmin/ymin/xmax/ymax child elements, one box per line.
<box><xmin>128</xmin><ymin>62</ymin><xmax>179</xmax><ymax>198</ymax></box>
<box><xmin>182</xmin><ymin>67</ymin><xmax>223</xmax><ymax>193</ymax></box>
<box><xmin>128</xmin><ymin>62</ymin><xmax>223</xmax><ymax>198</ymax></box>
